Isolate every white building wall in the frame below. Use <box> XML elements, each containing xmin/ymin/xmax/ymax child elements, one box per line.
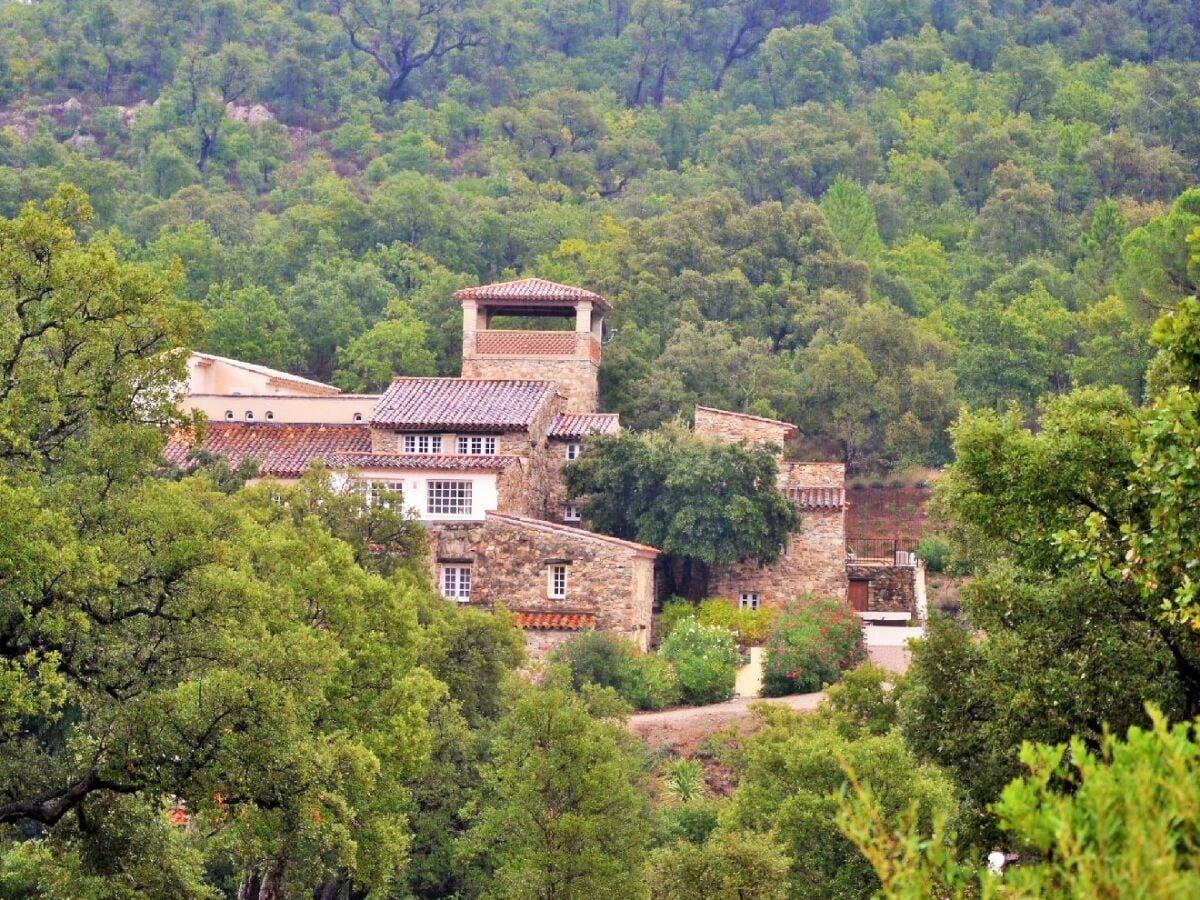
<box><xmin>350</xmin><ymin>467</ymin><xmax>500</xmax><ymax>522</ymax></box>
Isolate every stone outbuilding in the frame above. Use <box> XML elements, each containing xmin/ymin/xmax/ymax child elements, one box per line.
<box><xmin>697</xmin><ymin>408</ymin><xmax>848</xmax><ymax>610</ymax></box>
<box><xmin>434</xmin><ymin>511</ymin><xmax>658</xmax><ymax>658</ymax></box>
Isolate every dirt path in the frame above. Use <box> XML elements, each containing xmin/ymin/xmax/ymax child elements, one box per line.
<box><xmin>630</xmin><ymin>691</ymin><xmax>825</xmax><ymax>753</ymax></box>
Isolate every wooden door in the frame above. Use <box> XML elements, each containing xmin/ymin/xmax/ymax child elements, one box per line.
<box><xmin>848</xmin><ymin>579</ymin><xmax>869</xmax><ymax>612</ymax></box>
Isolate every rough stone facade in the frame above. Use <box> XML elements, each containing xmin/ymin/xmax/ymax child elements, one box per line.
<box><xmin>707</xmin><ymin>506</ymin><xmax>848</xmax><ymax>607</ymax></box>
<box><xmin>780</xmin><ymin>462</ymin><xmax>844</xmax><ymax>489</ymax></box>
<box><xmin>432</xmin><ymin>512</ymin><xmax>657</xmax><ymax>655</ymax></box>
<box><xmin>847</xmin><ymin>563</ymin><xmax>919</xmax><ymax>616</ymax></box>
<box><xmin>460</xmin><ymin>354</ymin><xmax>599</xmax><ymax>413</ymax></box>
<box><xmin>694</xmin><ymin>406</ymin><xmax>797</xmax><ymax>448</ymax></box>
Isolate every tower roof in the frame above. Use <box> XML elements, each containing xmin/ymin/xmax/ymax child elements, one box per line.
<box><xmin>454</xmin><ymin>278</ymin><xmax>611</xmax><ymax>311</ymax></box>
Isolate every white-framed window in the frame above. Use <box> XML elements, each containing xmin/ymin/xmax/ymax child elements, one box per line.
<box><xmin>457</xmin><ymin>435</ymin><xmax>497</xmax><ymax>455</ymax></box>
<box><xmin>427</xmin><ymin>480</ymin><xmax>472</xmax><ymax>516</ymax></box>
<box><xmin>565</xmin><ymin>442</ymin><xmax>583</xmax><ymax>460</ymax></box>
<box><xmin>403</xmin><ymin>434</ymin><xmax>443</xmax><ymax>454</ymax></box>
<box><xmin>440</xmin><ymin>565</ymin><xmax>472</xmax><ymax>602</ymax></box>
<box><xmin>245</xmin><ymin>410</ymin><xmax>254</xmax><ymax>420</ymax></box>
<box><xmin>739</xmin><ymin>592</ymin><xmax>760</xmax><ymax>611</ymax></box>
<box><xmin>358</xmin><ymin>479</ymin><xmax>404</xmax><ymax>508</ymax></box>
<box><xmin>224</xmin><ymin>410</ymin><xmax>234</xmax><ymax>421</ymax></box>
<box><xmin>548</xmin><ymin>564</ymin><xmax>568</xmax><ymax>599</ymax></box>
<box><xmin>265</xmin><ymin>410</ymin><xmax>274</xmax><ymax>420</ymax></box>
<box><xmin>353</xmin><ymin>412</ymin><xmax>363</xmax><ymax>422</ymax></box>
<box><xmin>563</xmin><ymin>504</ymin><xmax>581</xmax><ymax>522</ymax></box>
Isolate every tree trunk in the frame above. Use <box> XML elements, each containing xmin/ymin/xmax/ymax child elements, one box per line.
<box><xmin>258</xmin><ymin>854</ymin><xmax>287</xmax><ymax>900</ymax></box>
<box><xmin>237</xmin><ymin>874</ymin><xmax>261</xmax><ymax>900</ymax></box>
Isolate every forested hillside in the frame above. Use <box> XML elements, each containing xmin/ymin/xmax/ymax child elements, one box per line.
<box><xmin>1</xmin><ymin>0</ymin><xmax>1198</xmax><ymax>470</ymax></box>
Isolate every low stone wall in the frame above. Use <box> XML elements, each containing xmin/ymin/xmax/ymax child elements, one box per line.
<box><xmin>847</xmin><ymin>563</ymin><xmax>918</xmax><ymax>616</ymax></box>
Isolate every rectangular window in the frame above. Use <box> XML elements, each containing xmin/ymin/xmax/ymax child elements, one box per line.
<box><xmin>358</xmin><ymin>479</ymin><xmax>404</xmax><ymax>508</ymax></box>
<box><xmin>565</xmin><ymin>442</ymin><xmax>583</xmax><ymax>461</ymax></box>
<box><xmin>440</xmin><ymin>566</ymin><xmax>472</xmax><ymax>602</ymax></box>
<box><xmin>563</xmin><ymin>504</ymin><xmax>581</xmax><ymax>522</ymax></box>
<box><xmin>427</xmin><ymin>480</ymin><xmax>472</xmax><ymax>516</ymax></box>
<box><xmin>456</xmin><ymin>435</ymin><xmax>497</xmax><ymax>455</ymax></box>
<box><xmin>403</xmin><ymin>434</ymin><xmax>443</xmax><ymax>454</ymax></box>
<box><xmin>548</xmin><ymin>564</ymin><xmax>568</xmax><ymax>599</ymax></box>
<box><xmin>739</xmin><ymin>592</ymin><xmax>760</xmax><ymax>611</ymax></box>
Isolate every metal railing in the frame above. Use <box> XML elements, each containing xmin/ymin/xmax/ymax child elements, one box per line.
<box><xmin>845</xmin><ymin>536</ymin><xmax>919</xmax><ymax>566</ymax></box>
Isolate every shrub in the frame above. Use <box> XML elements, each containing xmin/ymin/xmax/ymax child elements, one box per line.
<box><xmin>762</xmin><ymin>596</ymin><xmax>866</xmax><ymax>697</ymax></box>
<box><xmin>625</xmin><ymin>652</ymin><xmax>682</xmax><ymax>711</ymax></box>
<box><xmin>696</xmin><ymin>598</ymin><xmax>739</xmax><ymax>632</ymax></box>
<box><xmin>551</xmin><ymin>630</ymin><xmax>681</xmax><ymax>711</ymax></box>
<box><xmin>551</xmin><ymin>629</ymin><xmax>627</xmax><ymax>688</ymax></box>
<box><xmin>658</xmin><ymin>597</ymin><xmax>696</xmax><ymax>641</ymax></box>
<box><xmin>915</xmin><ymin>535</ymin><xmax>953</xmax><ymax>573</ymax></box>
<box><xmin>659</xmin><ymin>619</ymin><xmax>740</xmax><ymax>705</ymax></box>
<box><xmin>696</xmin><ymin>598</ymin><xmax>780</xmax><ymax>645</ymax></box>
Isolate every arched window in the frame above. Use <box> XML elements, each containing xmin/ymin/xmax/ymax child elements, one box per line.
<box><xmin>224</xmin><ymin>410</ymin><xmax>234</xmax><ymax>421</ymax></box>
<box><xmin>265</xmin><ymin>411</ymin><xmax>274</xmax><ymax>420</ymax></box>
<box><xmin>353</xmin><ymin>412</ymin><xmax>364</xmax><ymax>422</ymax></box>
<box><xmin>245</xmin><ymin>410</ymin><xmax>254</xmax><ymax>421</ymax></box>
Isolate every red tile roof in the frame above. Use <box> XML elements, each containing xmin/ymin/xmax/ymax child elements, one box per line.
<box><xmin>787</xmin><ymin>487</ymin><xmax>846</xmax><ymax>510</ymax></box>
<box><xmin>513</xmin><ymin>611</ymin><xmax>597</xmax><ymax>631</ymax></box>
<box><xmin>486</xmin><ymin>511</ymin><xmax>660</xmax><ymax>558</ymax></box>
<box><xmin>164</xmin><ymin>423</ymin><xmax>371</xmax><ymax>478</ymax></box>
<box><xmin>548</xmin><ymin>413</ymin><xmax>621</xmax><ymax>439</ymax></box>
<box><xmin>454</xmin><ymin>277</ymin><xmax>612</xmax><ymax>311</ymax></box>
<box><xmin>371</xmin><ymin>378</ymin><xmax>557</xmax><ymax>431</ymax></box>
<box><xmin>330</xmin><ymin>452</ymin><xmax>517</xmax><ymax>472</ymax></box>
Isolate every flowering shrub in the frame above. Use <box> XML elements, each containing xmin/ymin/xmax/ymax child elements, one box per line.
<box><xmin>659</xmin><ymin>619</ymin><xmax>740</xmax><ymax>705</ymax></box>
<box><xmin>658</xmin><ymin>597</ymin><xmax>696</xmax><ymax>640</ymax></box>
<box><xmin>761</xmin><ymin>596</ymin><xmax>866</xmax><ymax>697</ymax></box>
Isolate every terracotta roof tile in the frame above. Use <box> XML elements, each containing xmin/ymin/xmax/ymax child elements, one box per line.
<box><xmin>548</xmin><ymin>413</ymin><xmax>621</xmax><ymax>439</ymax></box>
<box><xmin>513</xmin><ymin>611</ymin><xmax>597</xmax><ymax>631</ymax></box>
<box><xmin>330</xmin><ymin>452</ymin><xmax>517</xmax><ymax>472</ymax></box>
<box><xmin>164</xmin><ymin>423</ymin><xmax>371</xmax><ymax>478</ymax></box>
<box><xmin>371</xmin><ymin>378</ymin><xmax>556</xmax><ymax>431</ymax></box>
<box><xmin>454</xmin><ymin>277</ymin><xmax>611</xmax><ymax>311</ymax></box>
<box><xmin>787</xmin><ymin>487</ymin><xmax>846</xmax><ymax>510</ymax></box>
<box><xmin>486</xmin><ymin>511</ymin><xmax>659</xmax><ymax>558</ymax></box>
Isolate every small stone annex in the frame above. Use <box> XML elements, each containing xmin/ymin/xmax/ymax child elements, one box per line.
<box><xmin>169</xmin><ymin>278</ymin><xmax>862</xmax><ymax>658</ymax></box>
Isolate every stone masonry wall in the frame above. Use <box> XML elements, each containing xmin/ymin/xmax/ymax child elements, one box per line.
<box><xmin>847</xmin><ymin>563</ymin><xmax>918</xmax><ymax>616</ymax></box>
<box><xmin>707</xmin><ymin>507</ymin><xmax>847</xmax><ymax>607</ymax></box>
<box><xmin>779</xmin><ymin>462</ymin><xmax>844</xmax><ymax>489</ymax></box>
<box><xmin>461</xmin><ymin>356</ymin><xmax>599</xmax><ymax>413</ymax></box>
<box><xmin>432</xmin><ymin>517</ymin><xmax>656</xmax><ymax>652</ymax></box>
<box><xmin>694</xmin><ymin>406</ymin><xmax>794</xmax><ymax>447</ymax></box>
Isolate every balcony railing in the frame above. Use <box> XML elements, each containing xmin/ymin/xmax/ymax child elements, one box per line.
<box><xmin>474</xmin><ymin>330</ymin><xmax>580</xmax><ymax>355</ymax></box>
<box><xmin>846</xmin><ymin>536</ymin><xmax>919</xmax><ymax>566</ymax></box>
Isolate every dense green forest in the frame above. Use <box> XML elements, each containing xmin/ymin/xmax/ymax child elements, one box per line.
<box><xmin>1</xmin><ymin>0</ymin><xmax>1198</xmax><ymax>467</ymax></box>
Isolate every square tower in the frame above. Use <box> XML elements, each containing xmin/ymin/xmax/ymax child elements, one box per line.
<box><xmin>455</xmin><ymin>278</ymin><xmax>608</xmax><ymax>413</ymax></box>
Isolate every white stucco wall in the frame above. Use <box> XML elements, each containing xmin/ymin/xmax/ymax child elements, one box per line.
<box><xmin>350</xmin><ymin>468</ymin><xmax>500</xmax><ymax>522</ymax></box>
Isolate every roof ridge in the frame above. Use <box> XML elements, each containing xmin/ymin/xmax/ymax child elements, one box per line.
<box><xmin>486</xmin><ymin>511</ymin><xmax>659</xmax><ymax>557</ymax></box>
<box><xmin>695</xmin><ymin>404</ymin><xmax>797</xmax><ymax>430</ymax></box>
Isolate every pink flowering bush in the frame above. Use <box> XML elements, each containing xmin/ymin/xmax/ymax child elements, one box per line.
<box><xmin>761</xmin><ymin>596</ymin><xmax>866</xmax><ymax>696</ymax></box>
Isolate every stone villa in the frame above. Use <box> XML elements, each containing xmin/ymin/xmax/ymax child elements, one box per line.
<box><xmin>170</xmin><ymin>278</ymin><xmax>914</xmax><ymax>658</ymax></box>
